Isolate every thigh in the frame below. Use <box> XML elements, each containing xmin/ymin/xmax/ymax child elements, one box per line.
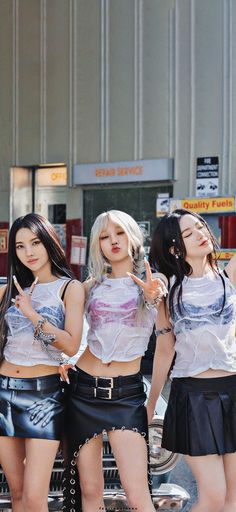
<box><xmin>185</xmin><ymin>454</ymin><xmax>226</xmax><ymax>496</ymax></box>
<box><xmin>108</xmin><ymin>429</ymin><xmax>149</xmax><ymax>489</ymax></box>
<box><xmin>23</xmin><ymin>438</ymin><xmax>59</xmax><ymax>496</ymax></box>
<box><xmin>77</xmin><ymin>434</ymin><xmax>104</xmax><ymax>486</ymax></box>
<box><xmin>0</xmin><ymin>436</ymin><xmax>25</xmax><ymax>491</ymax></box>
<box><xmin>223</xmin><ymin>452</ymin><xmax>236</xmax><ymax>499</ymax></box>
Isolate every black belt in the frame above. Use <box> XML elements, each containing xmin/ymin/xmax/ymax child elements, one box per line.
<box><xmin>73</xmin><ymin>368</ymin><xmax>142</xmax><ymax>389</ymax></box>
<box><xmin>71</xmin><ymin>383</ymin><xmax>144</xmax><ymax>400</ymax></box>
<box><xmin>0</xmin><ymin>375</ymin><xmax>60</xmax><ymax>391</ymax></box>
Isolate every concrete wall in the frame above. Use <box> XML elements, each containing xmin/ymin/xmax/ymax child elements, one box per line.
<box><xmin>0</xmin><ymin>0</ymin><xmax>235</xmax><ymax>221</ymax></box>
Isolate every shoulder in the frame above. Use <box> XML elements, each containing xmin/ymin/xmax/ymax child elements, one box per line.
<box><xmin>63</xmin><ymin>279</ymin><xmax>85</xmax><ymax>303</ymax></box>
<box><xmin>223</xmin><ymin>254</ymin><xmax>236</xmax><ymax>289</ymax></box>
<box><xmin>0</xmin><ymin>284</ymin><xmax>7</xmax><ymax>302</ymax></box>
<box><xmin>83</xmin><ymin>277</ymin><xmax>97</xmax><ymax>299</ymax></box>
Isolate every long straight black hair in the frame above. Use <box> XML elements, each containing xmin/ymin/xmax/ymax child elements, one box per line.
<box><xmin>0</xmin><ymin>213</ymin><xmax>74</xmax><ymax>359</ymax></box>
<box><xmin>149</xmin><ymin>209</ymin><xmax>225</xmax><ymax>318</ymax></box>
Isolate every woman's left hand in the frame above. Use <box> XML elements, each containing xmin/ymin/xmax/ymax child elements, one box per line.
<box><xmin>128</xmin><ymin>259</ymin><xmax>168</xmax><ymax>305</ymax></box>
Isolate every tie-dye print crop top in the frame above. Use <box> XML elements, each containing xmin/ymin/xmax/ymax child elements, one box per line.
<box><xmin>85</xmin><ymin>276</ymin><xmax>157</xmax><ymax>363</ymax></box>
<box><xmin>170</xmin><ymin>270</ymin><xmax>236</xmax><ymax>378</ymax></box>
<box><xmin>4</xmin><ymin>278</ymin><xmax>70</xmax><ymax>366</ymax></box>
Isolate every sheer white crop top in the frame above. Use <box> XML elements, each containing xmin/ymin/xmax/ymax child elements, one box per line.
<box><xmin>171</xmin><ymin>270</ymin><xmax>236</xmax><ymax>378</ymax></box>
<box><xmin>4</xmin><ymin>278</ymin><xmax>70</xmax><ymax>366</ymax></box>
<box><xmin>85</xmin><ymin>276</ymin><xmax>157</xmax><ymax>363</ymax></box>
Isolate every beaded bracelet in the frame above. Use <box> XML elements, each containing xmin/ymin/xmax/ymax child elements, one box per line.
<box><xmin>34</xmin><ymin>317</ymin><xmax>56</xmax><ymax>346</ymax></box>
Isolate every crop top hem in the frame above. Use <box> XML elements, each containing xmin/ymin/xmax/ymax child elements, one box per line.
<box><xmin>4</xmin><ymin>354</ymin><xmax>61</xmax><ymax>367</ymax></box>
<box><xmin>88</xmin><ymin>345</ymin><xmax>145</xmax><ymax>364</ymax></box>
<box><xmin>171</xmin><ymin>365</ymin><xmax>236</xmax><ymax>379</ymax></box>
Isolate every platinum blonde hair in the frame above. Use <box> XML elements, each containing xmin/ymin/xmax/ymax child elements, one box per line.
<box><xmin>88</xmin><ymin>210</ymin><xmax>145</xmax><ymax>281</ymax></box>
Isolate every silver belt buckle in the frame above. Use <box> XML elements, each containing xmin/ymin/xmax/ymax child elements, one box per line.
<box><xmin>93</xmin><ymin>386</ymin><xmax>113</xmax><ymax>399</ymax></box>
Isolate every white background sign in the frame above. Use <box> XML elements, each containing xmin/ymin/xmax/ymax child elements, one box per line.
<box><xmin>70</xmin><ymin>236</ymin><xmax>87</xmax><ymax>265</ymax></box>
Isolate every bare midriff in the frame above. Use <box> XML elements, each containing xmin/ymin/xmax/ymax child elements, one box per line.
<box><xmin>193</xmin><ymin>368</ymin><xmax>236</xmax><ymax>378</ymax></box>
<box><xmin>76</xmin><ymin>346</ymin><xmax>141</xmax><ymax>377</ymax></box>
<box><xmin>0</xmin><ymin>360</ymin><xmax>59</xmax><ymax>377</ymax></box>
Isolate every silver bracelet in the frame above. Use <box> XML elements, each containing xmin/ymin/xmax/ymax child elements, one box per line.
<box><xmin>34</xmin><ymin>317</ymin><xmax>56</xmax><ymax>346</ymax></box>
<box><xmin>144</xmin><ymin>295</ymin><xmax>163</xmax><ymax>309</ymax></box>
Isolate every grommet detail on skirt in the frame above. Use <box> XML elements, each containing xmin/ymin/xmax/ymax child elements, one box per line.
<box><xmin>141</xmin><ymin>431</ymin><xmax>146</xmax><ymax>437</ymax></box>
<box><xmin>112</xmin><ymin>426</ymin><xmax>116</xmax><ymax>431</ymax></box>
<box><xmin>70</xmin><ymin>479</ymin><xmax>76</xmax><ymax>485</ymax></box>
<box><xmin>132</xmin><ymin>427</ymin><xmax>138</xmax><ymax>432</ymax></box>
<box><xmin>121</xmin><ymin>426</ymin><xmax>126</xmax><ymax>430</ymax></box>
<box><xmin>93</xmin><ymin>433</ymin><xmax>98</xmax><ymax>438</ymax></box>
<box><xmin>102</xmin><ymin>429</ymin><xmax>107</xmax><ymax>435</ymax></box>
<box><xmin>70</xmin><ymin>469</ymin><xmax>75</xmax><ymax>475</ymax></box>
<box><xmin>73</xmin><ymin>450</ymin><xmax>78</xmax><ymax>457</ymax></box>
<box><xmin>70</xmin><ymin>508</ymin><xmax>76</xmax><ymax>512</ymax></box>
<box><xmin>71</xmin><ymin>459</ymin><xmax>76</xmax><ymax>466</ymax></box>
<box><xmin>71</xmin><ymin>499</ymin><xmax>75</xmax><ymax>505</ymax></box>
<box><xmin>70</xmin><ymin>488</ymin><xmax>75</xmax><ymax>495</ymax></box>
<box><xmin>79</xmin><ymin>444</ymin><xmax>83</xmax><ymax>449</ymax></box>
<box><xmin>85</xmin><ymin>438</ymin><xmax>89</xmax><ymax>443</ymax></box>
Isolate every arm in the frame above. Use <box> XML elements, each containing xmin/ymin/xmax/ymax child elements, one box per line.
<box><xmin>224</xmin><ymin>254</ymin><xmax>236</xmax><ymax>288</ymax></box>
<box><xmin>147</xmin><ymin>300</ymin><xmax>175</xmax><ymax>423</ymax></box>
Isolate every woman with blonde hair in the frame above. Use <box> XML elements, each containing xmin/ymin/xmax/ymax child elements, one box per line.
<box><xmin>63</xmin><ymin>209</ymin><xmax>167</xmax><ymax>512</ymax></box>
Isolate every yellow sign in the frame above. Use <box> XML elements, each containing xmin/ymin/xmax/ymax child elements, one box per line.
<box><xmin>215</xmin><ymin>251</ymin><xmax>236</xmax><ymax>260</ymax></box>
<box><xmin>170</xmin><ymin>196</ymin><xmax>235</xmax><ymax>214</ymax></box>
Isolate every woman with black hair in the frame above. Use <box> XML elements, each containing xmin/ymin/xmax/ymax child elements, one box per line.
<box><xmin>147</xmin><ymin>208</ymin><xmax>236</xmax><ymax>512</ymax></box>
<box><xmin>0</xmin><ymin>213</ymin><xmax>84</xmax><ymax>512</ymax></box>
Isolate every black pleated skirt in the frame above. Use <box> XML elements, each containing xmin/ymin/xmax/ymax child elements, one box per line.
<box><xmin>162</xmin><ymin>373</ymin><xmax>236</xmax><ymax>456</ymax></box>
<box><xmin>0</xmin><ymin>374</ymin><xmax>64</xmax><ymax>440</ymax></box>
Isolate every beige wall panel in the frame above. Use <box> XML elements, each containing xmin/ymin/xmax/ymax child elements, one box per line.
<box><xmin>109</xmin><ymin>0</ymin><xmax>135</xmax><ymax>161</ymax></box>
<box><xmin>76</xmin><ymin>0</ymin><xmax>101</xmax><ymax>164</ymax></box>
<box><xmin>142</xmin><ymin>0</ymin><xmax>174</xmax><ymax>159</ymax></box>
<box><xmin>18</xmin><ymin>0</ymin><xmax>41</xmax><ymax>165</ymax></box>
<box><xmin>0</xmin><ymin>1</ymin><xmax>13</xmax><ymax>220</ymax></box>
<box><xmin>173</xmin><ymin>0</ymin><xmax>192</xmax><ymax>197</ymax></box>
<box><xmin>46</xmin><ymin>0</ymin><xmax>69</xmax><ymax>164</ymax></box>
<box><xmin>194</xmin><ymin>0</ymin><xmax>223</xmax><ymax>157</ymax></box>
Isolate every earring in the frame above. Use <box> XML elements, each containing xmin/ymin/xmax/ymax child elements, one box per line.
<box><xmin>175</xmin><ymin>254</ymin><xmax>179</xmax><ymax>259</ymax></box>
<box><xmin>172</xmin><ymin>239</ymin><xmax>176</xmax><ymax>243</ymax></box>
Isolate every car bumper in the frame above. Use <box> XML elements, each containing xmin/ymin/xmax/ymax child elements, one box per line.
<box><xmin>0</xmin><ymin>484</ymin><xmax>189</xmax><ymax>511</ymax></box>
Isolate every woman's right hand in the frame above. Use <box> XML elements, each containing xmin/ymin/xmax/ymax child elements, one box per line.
<box><xmin>146</xmin><ymin>401</ymin><xmax>155</xmax><ymax>425</ymax></box>
<box><xmin>59</xmin><ymin>364</ymin><xmax>74</xmax><ymax>384</ymax></box>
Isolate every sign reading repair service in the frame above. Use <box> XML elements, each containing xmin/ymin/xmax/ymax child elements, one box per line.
<box><xmin>73</xmin><ymin>159</ymin><xmax>173</xmax><ymax>185</ymax></box>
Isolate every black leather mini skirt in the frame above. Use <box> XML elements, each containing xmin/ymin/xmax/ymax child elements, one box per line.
<box><xmin>162</xmin><ymin>373</ymin><xmax>236</xmax><ymax>456</ymax></box>
<box><xmin>0</xmin><ymin>373</ymin><xmax>64</xmax><ymax>440</ymax></box>
<box><xmin>63</xmin><ymin>367</ymin><xmax>149</xmax><ymax>512</ymax></box>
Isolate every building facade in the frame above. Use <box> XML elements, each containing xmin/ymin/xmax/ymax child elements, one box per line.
<box><xmin>1</xmin><ymin>0</ymin><xmax>236</xmax><ymax>274</ymax></box>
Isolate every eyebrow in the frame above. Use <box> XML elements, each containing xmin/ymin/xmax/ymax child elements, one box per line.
<box><xmin>181</xmin><ymin>221</ymin><xmax>202</xmax><ymax>235</ymax></box>
<box><xmin>15</xmin><ymin>237</ymin><xmax>39</xmax><ymax>244</ymax></box>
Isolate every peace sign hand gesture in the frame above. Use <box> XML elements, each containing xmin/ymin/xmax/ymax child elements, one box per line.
<box><xmin>12</xmin><ymin>275</ymin><xmax>38</xmax><ymax>318</ymax></box>
<box><xmin>128</xmin><ymin>259</ymin><xmax>168</xmax><ymax>307</ymax></box>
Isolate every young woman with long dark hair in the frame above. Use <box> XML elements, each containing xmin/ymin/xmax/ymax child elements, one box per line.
<box><xmin>147</xmin><ymin>208</ymin><xmax>236</xmax><ymax>512</ymax></box>
<box><xmin>0</xmin><ymin>213</ymin><xmax>84</xmax><ymax>512</ymax></box>
<box><xmin>63</xmin><ymin>210</ymin><xmax>167</xmax><ymax>512</ymax></box>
